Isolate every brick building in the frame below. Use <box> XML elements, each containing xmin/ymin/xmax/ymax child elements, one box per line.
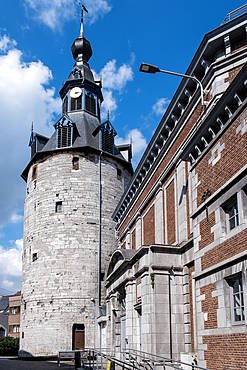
<box><xmin>106</xmin><ymin>8</ymin><xmax>247</xmax><ymax>369</ymax></box>
<box><xmin>8</xmin><ymin>292</ymin><xmax>21</xmax><ymax>338</ymax></box>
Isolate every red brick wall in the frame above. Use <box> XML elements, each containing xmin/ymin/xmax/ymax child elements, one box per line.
<box><xmin>199</xmin><ymin>212</ymin><xmax>215</xmax><ymax>250</ymax></box>
<box><xmin>166</xmin><ymin>180</ymin><xmax>176</xmax><ymax>244</ymax></box>
<box><xmin>224</xmin><ymin>65</ymin><xmax>243</xmax><ymax>83</ymax></box>
<box><xmin>118</xmin><ymin>102</ymin><xmax>204</xmax><ymax>237</ymax></box>
<box><xmin>195</xmin><ymin>108</ymin><xmax>247</xmax><ymax>208</ymax></box>
<box><xmin>131</xmin><ymin>229</ymin><xmax>136</xmax><ymax>250</ymax></box>
<box><xmin>186</xmin><ymin>162</ymin><xmax>193</xmax><ymax>239</ymax></box>
<box><xmin>203</xmin><ymin>333</ymin><xmax>247</xmax><ymax>370</ymax></box>
<box><xmin>143</xmin><ymin>205</ymin><xmax>155</xmax><ymax>245</ymax></box>
<box><xmin>200</xmin><ymin>283</ymin><xmax>218</xmax><ymax>329</ymax></box>
<box><xmin>202</xmin><ymin>228</ymin><xmax>247</xmax><ymax>270</ymax></box>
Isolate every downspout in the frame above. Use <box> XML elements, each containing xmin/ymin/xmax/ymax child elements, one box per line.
<box><xmin>98</xmin><ymin>136</ymin><xmax>102</xmax><ymax>307</ymax></box>
<box><xmin>169</xmin><ymin>266</ymin><xmax>174</xmax><ymax>359</ymax></box>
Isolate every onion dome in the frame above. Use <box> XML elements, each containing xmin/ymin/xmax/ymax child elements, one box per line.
<box><xmin>71</xmin><ymin>5</ymin><xmax>92</xmax><ymax>63</ymax></box>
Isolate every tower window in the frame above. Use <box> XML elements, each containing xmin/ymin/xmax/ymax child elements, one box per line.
<box><xmin>32</xmin><ymin>165</ymin><xmax>37</xmax><ymax>181</ymax></box>
<box><xmin>63</xmin><ymin>96</ymin><xmax>68</xmax><ymax>113</ymax></box>
<box><xmin>85</xmin><ymin>92</ymin><xmax>96</xmax><ymax>115</ymax></box>
<box><xmin>71</xmin><ymin>96</ymin><xmax>82</xmax><ymax>111</ymax></box>
<box><xmin>117</xmin><ymin>168</ymin><xmax>122</xmax><ymax>181</ymax></box>
<box><xmin>32</xmin><ymin>253</ymin><xmax>38</xmax><ymax>262</ymax></box>
<box><xmin>56</xmin><ymin>201</ymin><xmax>62</xmax><ymax>213</ymax></box>
<box><xmin>73</xmin><ymin>156</ymin><xmax>79</xmax><ymax>170</ymax></box>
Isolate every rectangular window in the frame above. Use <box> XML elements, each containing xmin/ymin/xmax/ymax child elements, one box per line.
<box><xmin>9</xmin><ymin>306</ymin><xmax>20</xmax><ymax>315</ymax></box>
<box><xmin>232</xmin><ymin>277</ymin><xmax>245</xmax><ymax>323</ymax></box>
<box><xmin>32</xmin><ymin>253</ymin><xmax>38</xmax><ymax>262</ymax></box>
<box><xmin>73</xmin><ymin>156</ymin><xmax>79</xmax><ymax>170</ymax></box>
<box><xmin>56</xmin><ymin>201</ymin><xmax>62</xmax><ymax>213</ymax></box>
<box><xmin>222</xmin><ymin>195</ymin><xmax>239</xmax><ymax>233</ymax></box>
<box><xmin>32</xmin><ymin>165</ymin><xmax>37</xmax><ymax>181</ymax></box>
<box><xmin>117</xmin><ymin>168</ymin><xmax>122</xmax><ymax>181</ymax></box>
<box><xmin>8</xmin><ymin>325</ymin><xmax>12</xmax><ymax>333</ymax></box>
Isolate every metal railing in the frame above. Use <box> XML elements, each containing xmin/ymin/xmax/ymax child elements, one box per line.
<box><xmin>121</xmin><ymin>349</ymin><xmax>210</xmax><ymax>370</ymax></box>
<box><xmin>71</xmin><ymin>348</ymin><xmax>210</xmax><ymax>370</ymax></box>
<box><xmin>222</xmin><ymin>4</ymin><xmax>247</xmax><ymax>24</ymax></box>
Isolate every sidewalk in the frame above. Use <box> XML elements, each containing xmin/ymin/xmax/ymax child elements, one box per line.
<box><xmin>0</xmin><ymin>357</ymin><xmax>74</xmax><ymax>370</ymax></box>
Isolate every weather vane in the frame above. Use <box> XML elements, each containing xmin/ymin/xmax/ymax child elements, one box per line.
<box><xmin>74</xmin><ymin>1</ymin><xmax>88</xmax><ymax>37</ymax></box>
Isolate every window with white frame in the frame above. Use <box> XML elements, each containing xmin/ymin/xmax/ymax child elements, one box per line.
<box><xmin>222</xmin><ymin>195</ymin><xmax>239</xmax><ymax>233</ymax></box>
<box><xmin>230</xmin><ymin>276</ymin><xmax>245</xmax><ymax>324</ymax></box>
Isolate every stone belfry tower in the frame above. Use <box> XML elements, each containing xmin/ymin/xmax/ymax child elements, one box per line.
<box><xmin>19</xmin><ymin>7</ymin><xmax>132</xmax><ymax>357</ymax></box>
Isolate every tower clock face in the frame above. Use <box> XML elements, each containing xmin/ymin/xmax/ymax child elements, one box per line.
<box><xmin>70</xmin><ymin>87</ymin><xmax>82</xmax><ymax>98</ymax></box>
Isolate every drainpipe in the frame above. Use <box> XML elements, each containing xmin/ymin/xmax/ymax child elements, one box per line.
<box><xmin>169</xmin><ymin>266</ymin><xmax>174</xmax><ymax>359</ymax></box>
<box><xmin>98</xmin><ymin>150</ymin><xmax>102</xmax><ymax>307</ymax></box>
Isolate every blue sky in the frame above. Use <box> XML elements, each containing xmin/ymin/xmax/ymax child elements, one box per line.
<box><xmin>0</xmin><ymin>0</ymin><xmax>244</xmax><ymax>295</ymax></box>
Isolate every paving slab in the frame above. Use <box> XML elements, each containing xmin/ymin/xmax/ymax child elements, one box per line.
<box><xmin>0</xmin><ymin>358</ymin><xmax>74</xmax><ymax>370</ymax></box>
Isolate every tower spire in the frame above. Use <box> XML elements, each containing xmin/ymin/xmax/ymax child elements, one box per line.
<box><xmin>79</xmin><ymin>4</ymin><xmax>88</xmax><ymax>39</ymax></box>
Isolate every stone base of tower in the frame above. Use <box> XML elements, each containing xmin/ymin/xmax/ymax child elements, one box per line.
<box><xmin>19</xmin><ymin>298</ymin><xmax>101</xmax><ymax>357</ymax></box>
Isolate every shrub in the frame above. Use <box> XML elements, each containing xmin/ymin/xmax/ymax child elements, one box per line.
<box><xmin>0</xmin><ymin>337</ymin><xmax>19</xmax><ymax>356</ymax></box>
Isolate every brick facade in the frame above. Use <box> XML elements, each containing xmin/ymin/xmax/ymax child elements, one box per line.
<box><xmin>107</xmin><ymin>13</ymin><xmax>247</xmax><ymax>369</ymax></box>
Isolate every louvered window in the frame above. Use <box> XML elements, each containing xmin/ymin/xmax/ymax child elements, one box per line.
<box><xmin>71</xmin><ymin>96</ymin><xmax>82</xmax><ymax>111</ymax></box>
<box><xmin>102</xmin><ymin>130</ymin><xmax>114</xmax><ymax>154</ymax></box>
<box><xmin>56</xmin><ymin>124</ymin><xmax>73</xmax><ymax>148</ymax></box>
<box><xmin>63</xmin><ymin>96</ymin><xmax>68</xmax><ymax>113</ymax></box>
<box><xmin>85</xmin><ymin>93</ymin><xmax>96</xmax><ymax>115</ymax></box>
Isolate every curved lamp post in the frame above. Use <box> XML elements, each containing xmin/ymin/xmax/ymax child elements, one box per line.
<box><xmin>139</xmin><ymin>63</ymin><xmax>205</xmax><ymax>106</ymax></box>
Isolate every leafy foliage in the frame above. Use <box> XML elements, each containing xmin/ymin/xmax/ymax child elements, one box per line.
<box><xmin>0</xmin><ymin>336</ymin><xmax>19</xmax><ymax>356</ymax></box>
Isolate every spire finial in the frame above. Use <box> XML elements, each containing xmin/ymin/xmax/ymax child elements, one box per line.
<box><xmin>31</xmin><ymin>122</ymin><xmax>33</xmax><ymax>132</ymax></box>
<box><xmin>107</xmin><ymin>110</ymin><xmax>110</xmax><ymax>121</ymax></box>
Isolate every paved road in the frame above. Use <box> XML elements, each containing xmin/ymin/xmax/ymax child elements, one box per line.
<box><xmin>0</xmin><ymin>358</ymin><xmax>75</xmax><ymax>370</ymax></box>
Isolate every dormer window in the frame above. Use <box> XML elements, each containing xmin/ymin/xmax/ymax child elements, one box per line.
<box><xmin>85</xmin><ymin>92</ymin><xmax>96</xmax><ymax>115</ymax></box>
<box><xmin>72</xmin><ymin>67</ymin><xmax>81</xmax><ymax>79</ymax></box>
<box><xmin>102</xmin><ymin>130</ymin><xmax>114</xmax><ymax>154</ymax></box>
<box><xmin>54</xmin><ymin>116</ymin><xmax>74</xmax><ymax>148</ymax></box>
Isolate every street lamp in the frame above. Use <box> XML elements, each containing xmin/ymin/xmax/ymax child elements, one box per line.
<box><xmin>139</xmin><ymin>63</ymin><xmax>205</xmax><ymax>106</ymax></box>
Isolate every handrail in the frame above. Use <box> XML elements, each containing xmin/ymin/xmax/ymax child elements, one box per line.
<box><xmin>122</xmin><ymin>348</ymin><xmax>211</xmax><ymax>370</ymax></box>
<box><xmin>78</xmin><ymin>348</ymin><xmax>211</xmax><ymax>370</ymax></box>
<box><xmin>221</xmin><ymin>4</ymin><xmax>247</xmax><ymax>24</ymax></box>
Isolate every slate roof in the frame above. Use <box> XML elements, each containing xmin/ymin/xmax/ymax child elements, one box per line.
<box><xmin>0</xmin><ymin>296</ymin><xmax>9</xmax><ymax>315</ymax></box>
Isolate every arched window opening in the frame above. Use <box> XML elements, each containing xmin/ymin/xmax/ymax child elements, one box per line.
<box><xmin>71</xmin><ymin>96</ymin><xmax>82</xmax><ymax>111</ymax></box>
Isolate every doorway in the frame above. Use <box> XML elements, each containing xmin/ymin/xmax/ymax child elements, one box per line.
<box><xmin>72</xmin><ymin>324</ymin><xmax>85</xmax><ymax>350</ymax></box>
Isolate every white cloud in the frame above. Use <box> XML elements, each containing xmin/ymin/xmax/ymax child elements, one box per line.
<box><xmin>152</xmin><ymin>97</ymin><xmax>170</xmax><ymax>116</ymax></box>
<box><xmin>0</xmin><ymin>35</ymin><xmax>16</xmax><ymax>52</ymax></box>
<box><xmin>11</xmin><ymin>214</ymin><xmax>24</xmax><ymax>224</ymax></box>
<box><xmin>0</xmin><ymin>239</ymin><xmax>23</xmax><ymax>293</ymax></box>
<box><xmin>93</xmin><ymin>59</ymin><xmax>134</xmax><ymax>119</ymax></box>
<box><xmin>0</xmin><ymin>35</ymin><xmax>61</xmax><ymax>228</ymax></box>
<box><xmin>116</xmin><ymin>128</ymin><xmax>147</xmax><ymax>168</ymax></box>
<box><xmin>24</xmin><ymin>0</ymin><xmax>111</xmax><ymax>30</ymax></box>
